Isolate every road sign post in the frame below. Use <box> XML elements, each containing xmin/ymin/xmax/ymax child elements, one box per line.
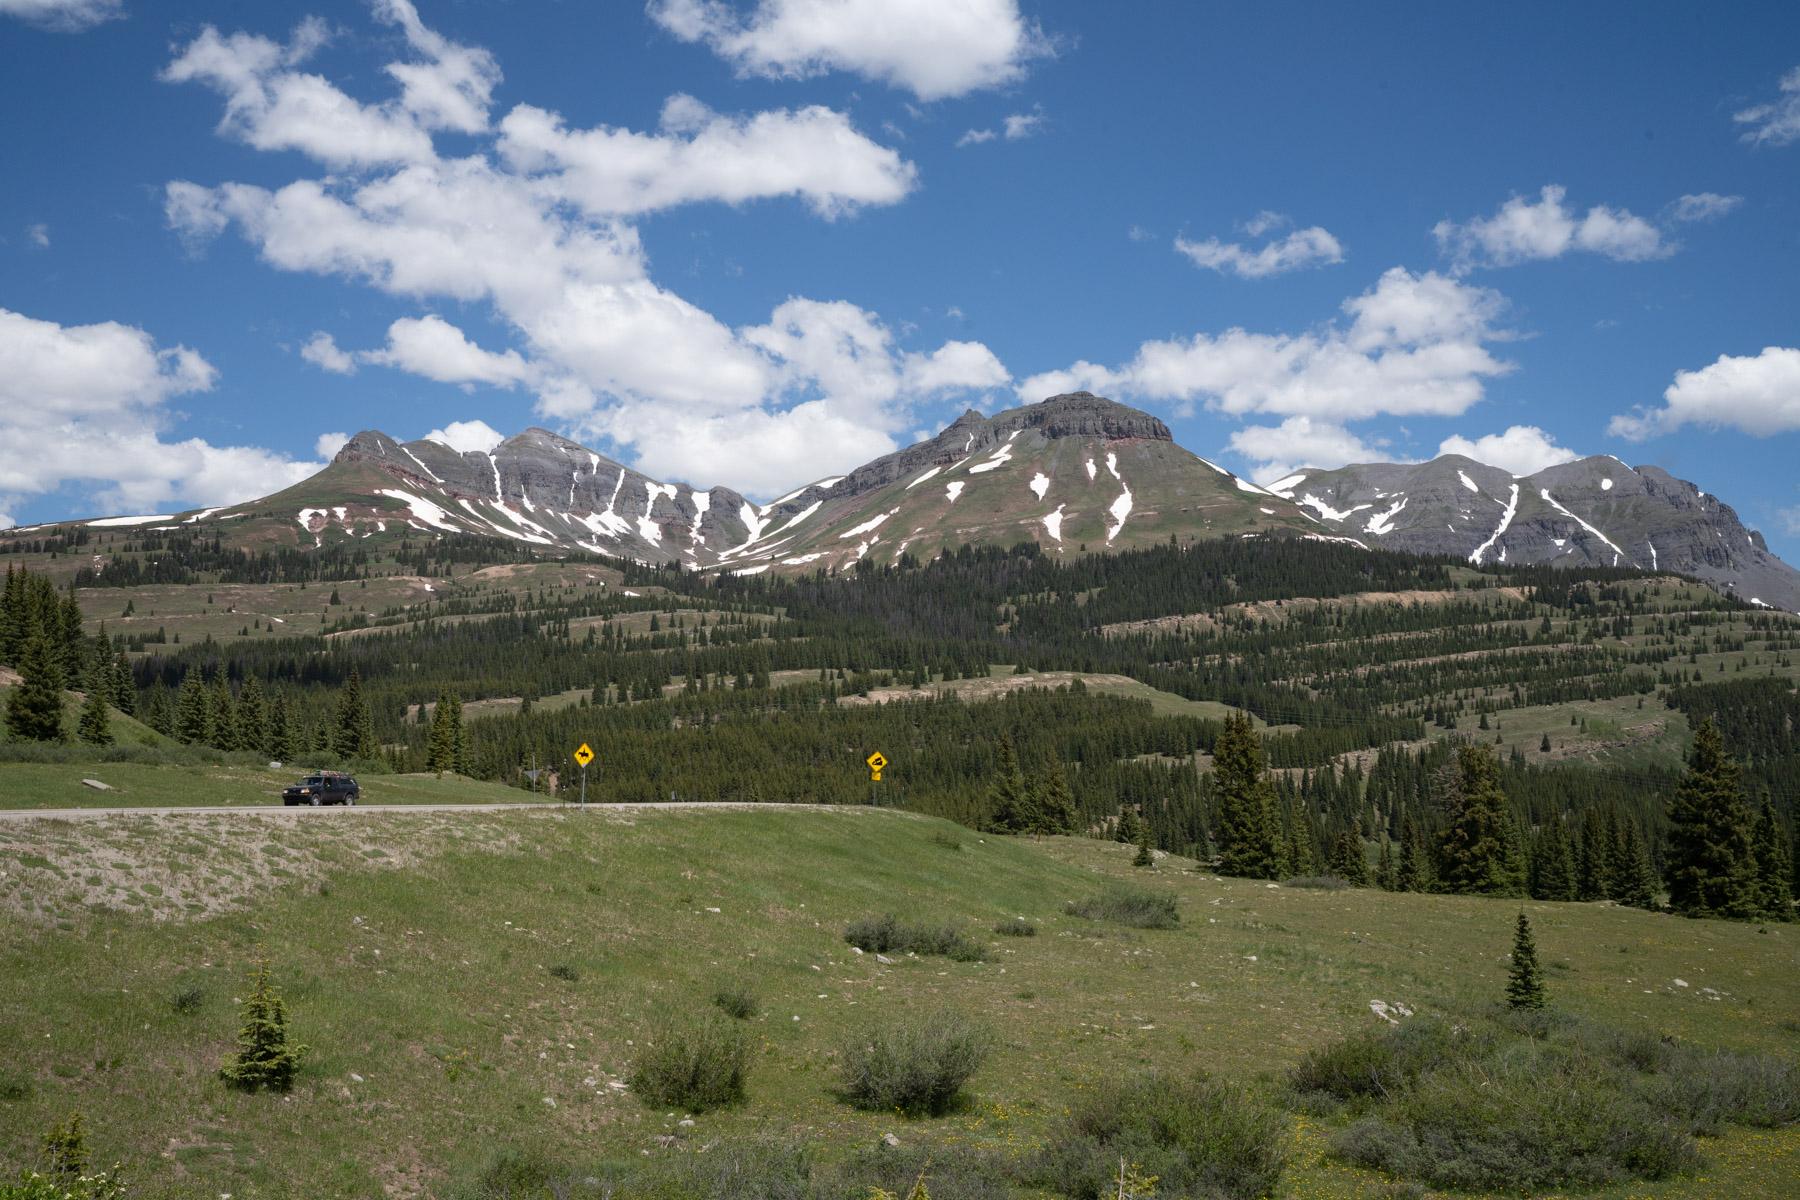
<box><xmin>574</xmin><ymin>743</ymin><xmax>595</xmax><ymax>810</ymax></box>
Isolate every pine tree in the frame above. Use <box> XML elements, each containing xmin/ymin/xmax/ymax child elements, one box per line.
<box><xmin>77</xmin><ymin>662</ymin><xmax>113</xmax><ymax>745</ymax></box>
<box><xmin>210</xmin><ymin>675</ymin><xmax>240</xmax><ymax>751</ymax></box>
<box><xmin>447</xmin><ymin>692</ymin><xmax>469</xmax><ymax>774</ymax></box>
<box><xmin>1665</xmin><ymin>718</ymin><xmax>1757</xmax><ymax>918</ymax></box>
<box><xmin>1750</xmin><ymin>798</ymin><xmax>1795</xmax><ymax>921</ymax></box>
<box><xmin>175</xmin><ymin>671</ymin><xmax>211</xmax><ymax>745</ymax></box>
<box><xmin>1213</xmin><ymin>714</ymin><xmax>1282</xmax><ymax>879</ymax></box>
<box><xmin>1397</xmin><ymin>816</ymin><xmax>1429</xmax><ymax>892</ymax></box>
<box><xmin>108</xmin><ymin>649</ymin><xmax>135</xmax><ymax>714</ymax></box>
<box><xmin>236</xmin><ymin>675</ymin><xmax>268</xmax><ymax>757</ymax></box>
<box><xmin>1133</xmin><ymin>825</ymin><xmax>1155</xmax><ymax>867</ymax></box>
<box><xmin>1506</xmin><ymin>911</ymin><xmax>1547</xmax><ymax>1010</ymax></box>
<box><xmin>1613</xmin><ymin>820</ymin><xmax>1660</xmax><ymax>910</ymax></box>
<box><xmin>1034</xmin><ymin>753</ymin><xmax>1078</xmax><ymax>835</ymax></box>
<box><xmin>1435</xmin><ymin>745</ymin><xmax>1524</xmax><ymax>895</ymax></box>
<box><xmin>985</xmin><ymin>734</ymin><xmax>1033</xmax><ymax>833</ymax></box>
<box><xmin>220</xmin><ymin>954</ymin><xmax>308</xmax><ymax>1093</ymax></box>
<box><xmin>267</xmin><ymin>693</ymin><xmax>294</xmax><ymax>762</ymax></box>
<box><xmin>1375</xmin><ymin>837</ymin><xmax>1396</xmax><ymax>890</ymax></box>
<box><xmin>57</xmin><ymin>593</ymin><xmax>85</xmax><ymax>678</ymax></box>
<box><xmin>333</xmin><ymin>667</ymin><xmax>377</xmax><ymax>760</ymax></box>
<box><xmin>1330</xmin><ymin>830</ymin><xmax>1369</xmax><ymax>885</ymax></box>
<box><xmin>427</xmin><ymin>690</ymin><xmax>458</xmax><ymax>774</ymax></box>
<box><xmin>1531</xmin><ymin>820</ymin><xmax>1576</xmax><ymax>901</ymax></box>
<box><xmin>1116</xmin><ymin>804</ymin><xmax>1142</xmax><ymax>845</ymax></box>
<box><xmin>5</xmin><ymin>632</ymin><xmax>67</xmax><ymax>742</ymax></box>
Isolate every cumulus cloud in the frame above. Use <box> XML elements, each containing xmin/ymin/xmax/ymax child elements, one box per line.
<box><xmin>163</xmin><ymin>4</ymin><xmax>1005</xmax><ymax>494</ymax></box>
<box><xmin>0</xmin><ymin>306</ymin><xmax>322</xmax><ymax>521</ymax></box>
<box><xmin>955</xmin><ymin>127</ymin><xmax>997</xmax><ymax>148</ymax></box>
<box><xmin>1734</xmin><ymin>65</ymin><xmax>1800</xmax><ymax>147</ymax></box>
<box><xmin>1018</xmin><ymin>267</ymin><xmax>1513</xmax><ymax>422</ymax></box>
<box><xmin>1175</xmin><ymin>221</ymin><xmax>1343</xmax><ymax>279</ymax></box>
<box><xmin>1609</xmin><ymin>346</ymin><xmax>1800</xmax><ymax>441</ymax></box>
<box><xmin>1669</xmin><ymin>192</ymin><xmax>1743</xmax><ymax>222</ymax></box>
<box><xmin>299</xmin><ymin>331</ymin><xmax>356</xmax><ymax>374</ymax></box>
<box><xmin>422</xmin><ymin>418</ymin><xmax>506</xmax><ymax>453</ymax></box>
<box><xmin>647</xmin><ymin>0</ymin><xmax>1053</xmax><ymax>101</ymax></box>
<box><xmin>1437</xmin><ymin>425</ymin><xmax>1579</xmax><ymax>476</ymax></box>
<box><xmin>363</xmin><ymin>315</ymin><xmax>536</xmax><ymax>388</ymax></box>
<box><xmin>497</xmin><ymin>93</ymin><xmax>915</xmax><ymax>218</ymax></box>
<box><xmin>314</xmin><ymin>431</ymin><xmax>350</xmax><ymax>459</ymax></box>
<box><xmin>1434</xmin><ymin>185</ymin><xmax>1672</xmax><ymax>273</ymax></box>
<box><xmin>0</xmin><ymin>0</ymin><xmax>121</xmax><ymax>32</ymax></box>
<box><xmin>1227</xmin><ymin>417</ymin><xmax>1391</xmax><ymax>484</ymax></box>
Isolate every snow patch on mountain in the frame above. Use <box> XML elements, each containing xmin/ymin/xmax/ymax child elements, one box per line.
<box><xmin>1235</xmin><ymin>476</ymin><xmax>1274</xmax><ymax>497</ymax></box>
<box><xmin>1601</xmin><ymin>478</ymin><xmax>1614</xmax><ymax>491</ymax></box>
<box><xmin>907</xmin><ymin>466</ymin><xmax>942</xmax><ymax>489</ymax></box>
<box><xmin>1469</xmin><ymin>484</ymin><xmax>1520</xmax><ymax>566</ymax></box>
<box><xmin>1106</xmin><ymin>486</ymin><xmax>1133</xmax><ymax>543</ymax></box>
<box><xmin>400</xmin><ymin>445</ymin><xmax>441</xmax><ymax>483</ymax></box>
<box><xmin>839</xmin><ymin>509</ymin><xmax>898</xmax><ymax>539</ymax></box>
<box><xmin>89</xmin><ymin>514</ymin><xmax>171</xmax><ymax>527</ymax></box>
<box><xmin>1085</xmin><ymin>458</ymin><xmax>1097</xmax><ymax>481</ymax></box>
<box><xmin>487</xmin><ymin>453</ymin><xmax>504</xmax><ymax>501</ymax></box>
<box><xmin>1030</xmin><ymin>472</ymin><xmax>1050</xmax><ymax>500</ymax></box>
<box><xmin>772</xmin><ymin>500</ymin><xmax>822</xmax><ymax>536</ymax></box>
<box><xmin>945</xmin><ymin>481</ymin><xmax>965</xmax><ymax>503</ymax></box>
<box><xmin>1458</xmin><ymin>471</ymin><xmax>1479</xmax><ymax>494</ymax></box>
<box><xmin>1105</xmin><ymin>451</ymin><xmax>1120</xmax><ymax>480</ymax></box>
<box><xmin>969</xmin><ymin>430</ymin><xmax>1021</xmax><ymax>474</ymax></box>
<box><xmin>1541</xmin><ymin>489</ymin><xmax>1631</xmax><ymax>567</ymax></box>
<box><xmin>1042</xmin><ymin>504</ymin><xmax>1065</xmax><ymax>543</ymax></box>
<box><xmin>1298</xmin><ymin>494</ymin><xmax>1372</xmax><ymax>523</ymax></box>
<box><xmin>1265</xmin><ymin>472</ymin><xmax>1307</xmax><ymax>497</ymax></box>
<box><xmin>1365</xmin><ymin>497</ymin><xmax>1409</xmax><ymax>536</ymax></box>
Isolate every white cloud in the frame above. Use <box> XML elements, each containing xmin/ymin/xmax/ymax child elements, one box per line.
<box><xmin>647</xmin><ymin>0</ymin><xmax>1052</xmax><ymax>101</ymax></box>
<box><xmin>0</xmin><ymin>306</ymin><xmax>323</xmax><ymax>518</ymax></box>
<box><xmin>600</xmin><ymin>400</ymin><xmax>898</xmax><ymax>496</ymax></box>
<box><xmin>1437</xmin><ymin>425</ymin><xmax>1579</xmax><ymax>476</ymax></box>
<box><xmin>1002</xmin><ymin>110</ymin><xmax>1044</xmax><ymax>139</ymax></box>
<box><xmin>299</xmin><ymin>331</ymin><xmax>356</xmax><ymax>374</ymax></box>
<box><xmin>1019</xmin><ymin>267</ymin><xmax>1513</xmax><ymax>422</ymax></box>
<box><xmin>164</xmin><ymin>5</ymin><xmax>1007</xmax><ymax>495</ymax></box>
<box><xmin>374</xmin><ymin>0</ymin><xmax>501</xmax><ymax>135</ymax></box>
<box><xmin>1242</xmin><ymin>210</ymin><xmax>1287</xmax><ymax>238</ymax></box>
<box><xmin>1734</xmin><ymin>65</ymin><xmax>1800</xmax><ymax>147</ymax></box>
<box><xmin>0</xmin><ymin>0</ymin><xmax>120</xmax><ymax>32</ymax></box>
<box><xmin>26</xmin><ymin>223</ymin><xmax>49</xmax><ymax>248</ymax></box>
<box><xmin>363</xmin><ymin>315</ymin><xmax>535</xmax><ymax>389</ymax></box>
<box><xmin>1433</xmin><ymin>185</ymin><xmax>1671</xmax><ymax>272</ymax></box>
<box><xmin>1228</xmin><ymin>417</ymin><xmax>1390</xmax><ymax>483</ymax></box>
<box><xmin>1175</xmin><ymin>224</ymin><xmax>1344</xmax><ymax>280</ymax></box>
<box><xmin>422</xmin><ymin>418</ymin><xmax>506</xmax><ymax>454</ymax></box>
<box><xmin>955</xmin><ymin>128</ymin><xmax>997</xmax><ymax>148</ymax></box>
<box><xmin>315</xmin><ymin>431</ymin><xmax>350</xmax><ymax>460</ymax></box>
<box><xmin>1669</xmin><ymin>192</ymin><xmax>1743</xmax><ymax>222</ymax></box>
<box><xmin>497</xmin><ymin>93</ymin><xmax>915</xmax><ymax>218</ymax></box>
<box><xmin>1609</xmin><ymin>346</ymin><xmax>1800</xmax><ymax>441</ymax></box>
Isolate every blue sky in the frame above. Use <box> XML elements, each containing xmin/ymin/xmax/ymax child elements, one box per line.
<box><xmin>2</xmin><ymin>0</ymin><xmax>1797</xmax><ymax>557</ymax></box>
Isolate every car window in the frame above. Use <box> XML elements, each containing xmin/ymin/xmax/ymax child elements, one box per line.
<box><xmin>304</xmin><ymin>776</ymin><xmax>321</xmax><ymax>786</ymax></box>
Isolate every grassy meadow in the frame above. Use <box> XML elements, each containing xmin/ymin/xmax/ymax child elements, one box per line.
<box><xmin>0</xmin><ymin>803</ymin><xmax>1794</xmax><ymax>1198</ymax></box>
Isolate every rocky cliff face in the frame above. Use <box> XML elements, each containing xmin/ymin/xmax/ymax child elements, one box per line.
<box><xmin>1270</xmin><ymin>455</ymin><xmax>1800</xmax><ymax>610</ymax></box>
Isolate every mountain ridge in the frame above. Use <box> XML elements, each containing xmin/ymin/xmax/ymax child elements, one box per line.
<box><xmin>14</xmin><ymin>391</ymin><xmax>1799</xmax><ymax>609</ymax></box>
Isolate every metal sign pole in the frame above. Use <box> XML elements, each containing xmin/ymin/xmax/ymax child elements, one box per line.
<box><xmin>580</xmin><ymin>763</ymin><xmax>587</xmax><ymax>810</ymax></box>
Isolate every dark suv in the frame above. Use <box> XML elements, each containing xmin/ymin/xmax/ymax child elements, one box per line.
<box><xmin>282</xmin><ymin>772</ymin><xmax>360</xmax><ymax>807</ymax></box>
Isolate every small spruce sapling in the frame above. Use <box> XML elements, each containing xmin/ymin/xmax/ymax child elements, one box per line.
<box><xmin>1133</xmin><ymin>826</ymin><xmax>1155</xmax><ymax>867</ymax></box>
<box><xmin>1506</xmin><ymin>911</ymin><xmax>1546</xmax><ymax>1010</ymax></box>
<box><xmin>221</xmin><ymin>953</ymin><xmax>308</xmax><ymax>1093</ymax></box>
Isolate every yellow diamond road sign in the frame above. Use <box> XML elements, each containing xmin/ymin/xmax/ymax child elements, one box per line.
<box><xmin>866</xmin><ymin>751</ymin><xmax>887</xmax><ymax>781</ymax></box>
<box><xmin>574</xmin><ymin>743</ymin><xmax>595</xmax><ymax>768</ymax></box>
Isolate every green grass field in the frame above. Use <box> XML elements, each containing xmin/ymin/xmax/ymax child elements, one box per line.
<box><xmin>0</xmin><ymin>802</ymin><xmax>1794</xmax><ymax>1198</ymax></box>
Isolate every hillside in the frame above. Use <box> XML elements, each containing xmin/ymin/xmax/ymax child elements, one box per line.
<box><xmin>1</xmin><ymin>807</ymin><xmax>1795</xmax><ymax>1199</ymax></box>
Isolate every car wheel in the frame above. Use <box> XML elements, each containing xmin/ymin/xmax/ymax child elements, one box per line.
<box><xmin>309</xmin><ymin>795</ymin><xmax>322</xmax><ymax>807</ymax></box>
<box><xmin>347</xmin><ymin>796</ymin><xmax>357</xmax><ymax>807</ymax></box>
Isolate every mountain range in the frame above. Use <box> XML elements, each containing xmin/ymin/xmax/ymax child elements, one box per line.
<box><xmin>26</xmin><ymin>391</ymin><xmax>1800</xmax><ymax>610</ymax></box>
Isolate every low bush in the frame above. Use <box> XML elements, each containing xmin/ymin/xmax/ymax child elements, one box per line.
<box><xmin>441</xmin><ymin>1146</ymin><xmax>565</xmax><ymax>1200</ymax></box>
<box><xmin>814</xmin><ymin>1142</ymin><xmax>1015</xmax><ymax>1200</ymax></box>
<box><xmin>1281</xmin><ymin>875</ymin><xmax>1350</xmax><ymax>890</ymax></box>
<box><xmin>629</xmin><ymin>1014</ymin><xmax>749</xmax><ymax>1112</ymax></box>
<box><xmin>992</xmin><ymin>917</ymin><xmax>1036</xmax><ymax>937</ymax></box>
<box><xmin>843</xmin><ymin>915</ymin><xmax>986</xmax><ymax>962</ymax></box>
<box><xmin>1034</xmin><ymin>1069</ymin><xmax>1288</xmax><ymax>1199</ymax></box>
<box><xmin>928</xmin><ymin>830</ymin><xmax>963</xmax><ymax>851</ymax></box>
<box><xmin>546</xmin><ymin>963</ymin><xmax>579</xmax><ymax>983</ymax></box>
<box><xmin>713</xmin><ymin>981</ymin><xmax>759</xmax><ymax>1020</ymax></box>
<box><xmin>839</xmin><ymin>1010</ymin><xmax>992</xmax><ymax>1116</ymax></box>
<box><xmin>1064</xmin><ymin>883</ymin><xmax>1180</xmax><ymax>929</ymax></box>
<box><xmin>1296</xmin><ymin>1008</ymin><xmax>1798</xmax><ymax>1193</ymax></box>
<box><xmin>167</xmin><ymin>984</ymin><xmax>207</xmax><ymax>1014</ymax></box>
<box><xmin>629</xmin><ymin>1137</ymin><xmax>811</xmax><ymax>1200</ymax></box>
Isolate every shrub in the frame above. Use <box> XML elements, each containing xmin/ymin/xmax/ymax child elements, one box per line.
<box><xmin>839</xmin><ymin>1010</ymin><xmax>992</xmax><ymax>1116</ymax></box>
<box><xmin>167</xmin><ymin>984</ymin><xmax>207</xmax><ymax>1014</ymax></box>
<box><xmin>1035</xmin><ymin>1070</ymin><xmax>1288</xmax><ymax>1199</ymax></box>
<box><xmin>1290</xmin><ymin>1018</ymin><xmax>1486</xmax><ymax>1105</ymax></box>
<box><xmin>1332</xmin><ymin>1047</ymin><xmax>1698</xmax><ymax>1191</ymax></box>
<box><xmin>545</xmin><ymin>963</ymin><xmax>579</xmax><ymax>983</ymax></box>
<box><xmin>1281</xmin><ymin>875</ymin><xmax>1350</xmax><ymax>890</ymax></box>
<box><xmin>843</xmin><ymin>915</ymin><xmax>987</xmax><ymax>962</ymax></box>
<box><xmin>1</xmin><ymin>1170</ymin><xmax>127</xmax><ymax>1200</ymax></box>
<box><xmin>629</xmin><ymin>1014</ymin><xmax>749</xmax><ymax>1112</ymax></box>
<box><xmin>713</xmin><ymin>981</ymin><xmax>760</xmax><ymax>1020</ymax></box>
<box><xmin>626</xmin><ymin>1138</ymin><xmax>811</xmax><ymax>1200</ymax></box>
<box><xmin>442</xmin><ymin>1146</ymin><xmax>566</xmax><ymax>1200</ymax></box>
<box><xmin>1064</xmin><ymin>883</ymin><xmax>1180</xmax><ymax>929</ymax></box>
<box><xmin>1651</xmin><ymin>1047</ymin><xmax>1800</xmax><ymax>1135</ymax></box>
<box><xmin>993</xmin><ymin>917</ymin><xmax>1037</xmax><ymax>937</ymax></box>
<box><xmin>929</xmin><ymin>830</ymin><xmax>963</xmax><ymax>851</ymax></box>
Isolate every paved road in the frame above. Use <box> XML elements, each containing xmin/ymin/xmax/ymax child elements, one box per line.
<box><xmin>0</xmin><ymin>801</ymin><xmax>876</xmax><ymax>821</ymax></box>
